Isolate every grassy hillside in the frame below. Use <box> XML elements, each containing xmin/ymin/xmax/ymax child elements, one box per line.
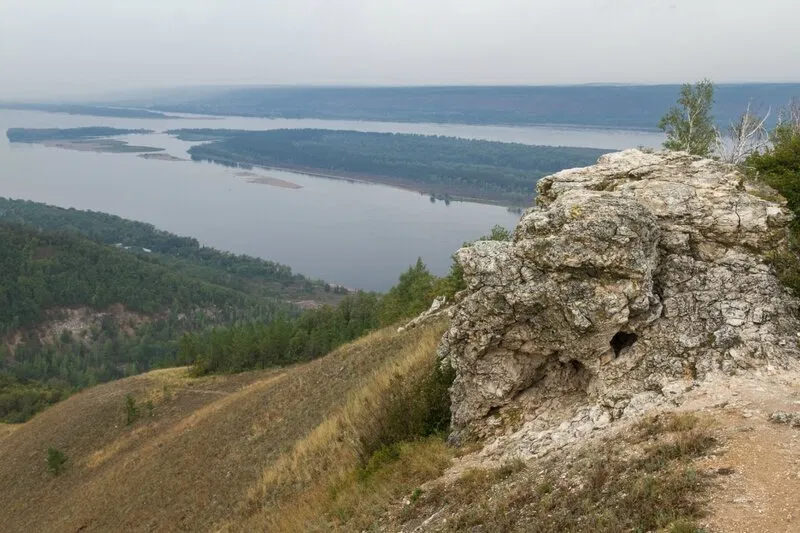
<box><xmin>1</xmin><ymin>319</ymin><xmax>753</xmax><ymax>533</ymax></box>
<box><xmin>0</xmin><ymin>322</ymin><xmax>451</xmax><ymax>533</ymax></box>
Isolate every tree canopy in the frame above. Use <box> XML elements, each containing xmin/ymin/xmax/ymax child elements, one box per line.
<box><xmin>659</xmin><ymin>79</ymin><xmax>719</xmax><ymax>157</ymax></box>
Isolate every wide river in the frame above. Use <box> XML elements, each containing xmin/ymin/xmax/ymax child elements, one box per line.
<box><xmin>0</xmin><ymin>109</ymin><xmax>664</xmax><ymax>291</ymax></box>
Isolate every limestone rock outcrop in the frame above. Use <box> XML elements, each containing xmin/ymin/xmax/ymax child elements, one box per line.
<box><xmin>440</xmin><ymin>149</ymin><xmax>800</xmax><ymax>442</ymax></box>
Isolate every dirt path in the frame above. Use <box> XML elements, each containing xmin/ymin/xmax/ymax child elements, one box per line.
<box><xmin>690</xmin><ymin>374</ymin><xmax>800</xmax><ymax>533</ymax></box>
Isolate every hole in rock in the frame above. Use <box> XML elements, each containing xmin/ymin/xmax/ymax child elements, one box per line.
<box><xmin>568</xmin><ymin>359</ymin><xmax>585</xmax><ymax>374</ymax></box>
<box><xmin>610</xmin><ymin>331</ymin><xmax>638</xmax><ymax>357</ymax></box>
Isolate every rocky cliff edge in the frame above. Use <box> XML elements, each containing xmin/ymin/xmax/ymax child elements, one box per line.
<box><xmin>439</xmin><ymin>149</ymin><xmax>800</xmax><ymax>452</ymax></box>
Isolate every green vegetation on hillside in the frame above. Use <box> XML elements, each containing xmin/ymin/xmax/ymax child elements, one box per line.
<box><xmin>180</xmin><ymin>258</ymin><xmax>445</xmax><ymax>375</ymax></box>
<box><xmin>0</xmin><ymin>223</ymin><xmax>276</xmax><ymax>334</ymax></box>
<box><xmin>178</xmin><ymin>226</ymin><xmax>511</xmax><ymax>377</ymax></box>
<box><xmin>744</xmin><ymin>109</ymin><xmax>800</xmax><ymax>292</ymax></box>
<box><xmin>169</xmin><ymin>128</ymin><xmax>609</xmax><ymax>205</ymax></box>
<box><xmin>0</xmin><ymin>221</ymin><xmax>290</xmax><ymax>422</ymax></box>
<box><xmin>181</xmin><ymin>292</ymin><xmax>379</xmax><ymax>375</ymax></box>
<box><xmin>0</xmin><ymin>197</ymin><xmax>338</xmax><ymax>300</ymax></box>
<box><xmin>0</xmin><ymin>206</ymin><xmax>327</xmax><ymax>422</ymax></box>
<box><xmin>6</xmin><ymin>127</ymin><xmax>154</xmax><ymax>142</ymax></box>
<box><xmin>0</xmin><ymin>375</ymin><xmax>68</xmax><ymax>424</ymax></box>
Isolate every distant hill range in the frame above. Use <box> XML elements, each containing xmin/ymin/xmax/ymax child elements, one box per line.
<box><xmin>106</xmin><ymin>83</ymin><xmax>800</xmax><ymax>129</ymax></box>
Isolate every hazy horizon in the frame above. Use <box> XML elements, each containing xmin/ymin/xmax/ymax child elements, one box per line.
<box><xmin>2</xmin><ymin>0</ymin><xmax>799</xmax><ymax>100</ymax></box>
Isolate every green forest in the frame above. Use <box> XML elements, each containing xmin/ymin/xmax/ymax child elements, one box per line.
<box><xmin>0</xmin><ymin>197</ymin><xmax>339</xmax><ymax>301</ymax></box>
<box><xmin>169</xmin><ymin>128</ymin><xmax>609</xmax><ymax>205</ymax></box>
<box><xmin>0</xmin><ymin>222</ymin><xmax>293</xmax><ymax>420</ymax></box>
<box><xmin>0</xmin><ymin>222</ymin><xmax>280</xmax><ymax>334</ymax></box>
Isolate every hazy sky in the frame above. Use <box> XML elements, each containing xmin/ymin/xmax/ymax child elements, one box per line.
<box><xmin>1</xmin><ymin>0</ymin><xmax>798</xmax><ymax>99</ymax></box>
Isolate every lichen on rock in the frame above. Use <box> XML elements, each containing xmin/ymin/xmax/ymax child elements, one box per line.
<box><xmin>440</xmin><ymin>149</ymin><xmax>800</xmax><ymax>445</ymax></box>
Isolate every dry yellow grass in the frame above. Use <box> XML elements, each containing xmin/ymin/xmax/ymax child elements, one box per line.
<box><xmin>0</xmin><ymin>422</ymin><xmax>21</xmax><ymax>441</ymax></box>
<box><xmin>226</xmin><ymin>320</ymin><xmax>452</xmax><ymax>532</ymax></box>
<box><xmin>0</xmin><ymin>322</ymin><xmax>447</xmax><ymax>533</ymax></box>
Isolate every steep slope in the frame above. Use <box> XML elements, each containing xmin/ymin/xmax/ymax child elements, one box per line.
<box><xmin>0</xmin><ymin>322</ymin><xmax>447</xmax><ymax>533</ymax></box>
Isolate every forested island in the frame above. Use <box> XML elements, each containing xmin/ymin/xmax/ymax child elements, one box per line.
<box><xmin>6</xmin><ymin>127</ymin><xmax>164</xmax><ymax>154</ymax></box>
<box><xmin>6</xmin><ymin>127</ymin><xmax>154</xmax><ymax>142</ymax></box>
<box><xmin>169</xmin><ymin>128</ymin><xmax>610</xmax><ymax>205</ymax></box>
<box><xmin>0</xmin><ymin>102</ymin><xmax>175</xmax><ymax>119</ymax></box>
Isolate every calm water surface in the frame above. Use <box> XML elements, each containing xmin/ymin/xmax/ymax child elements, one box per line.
<box><xmin>0</xmin><ymin>109</ymin><xmax>663</xmax><ymax>290</ymax></box>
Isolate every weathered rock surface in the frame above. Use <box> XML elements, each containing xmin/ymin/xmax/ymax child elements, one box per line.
<box><xmin>439</xmin><ymin>149</ymin><xmax>800</xmax><ymax>444</ymax></box>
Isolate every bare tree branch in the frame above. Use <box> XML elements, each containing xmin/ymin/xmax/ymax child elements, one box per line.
<box><xmin>721</xmin><ymin>101</ymin><xmax>770</xmax><ymax>165</ymax></box>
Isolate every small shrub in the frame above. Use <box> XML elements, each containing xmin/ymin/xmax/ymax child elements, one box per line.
<box><xmin>495</xmin><ymin>457</ymin><xmax>526</xmax><ymax>480</ymax></box>
<box><xmin>124</xmin><ymin>394</ymin><xmax>139</xmax><ymax>425</ymax></box>
<box><xmin>355</xmin><ymin>359</ymin><xmax>455</xmax><ymax>464</ymax></box>
<box><xmin>46</xmin><ymin>447</ymin><xmax>68</xmax><ymax>476</ymax></box>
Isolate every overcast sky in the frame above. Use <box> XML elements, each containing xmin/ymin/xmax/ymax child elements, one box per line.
<box><xmin>1</xmin><ymin>0</ymin><xmax>798</xmax><ymax>99</ymax></box>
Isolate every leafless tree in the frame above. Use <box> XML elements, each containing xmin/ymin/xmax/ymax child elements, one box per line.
<box><xmin>776</xmin><ymin>98</ymin><xmax>800</xmax><ymax>133</ymax></box>
<box><xmin>721</xmin><ymin>101</ymin><xmax>770</xmax><ymax>165</ymax></box>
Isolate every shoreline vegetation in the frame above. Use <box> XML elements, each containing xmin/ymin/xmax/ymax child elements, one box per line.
<box><xmin>169</xmin><ymin>128</ymin><xmax>610</xmax><ymax>206</ymax></box>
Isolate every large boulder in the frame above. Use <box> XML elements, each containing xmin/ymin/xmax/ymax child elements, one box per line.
<box><xmin>440</xmin><ymin>150</ymin><xmax>800</xmax><ymax>442</ymax></box>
